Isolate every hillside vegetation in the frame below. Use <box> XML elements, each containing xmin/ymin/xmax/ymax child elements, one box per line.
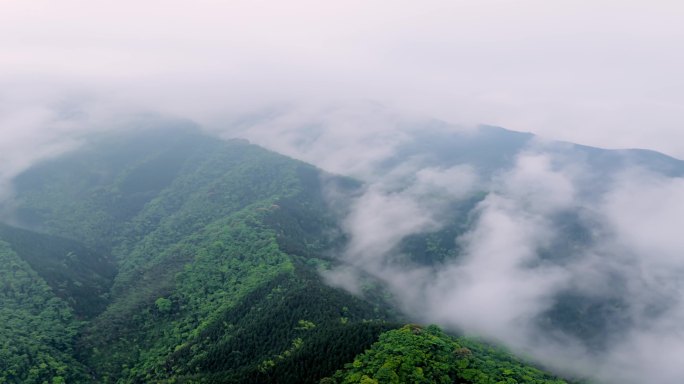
<box><xmin>0</xmin><ymin>126</ymin><xmax>574</xmax><ymax>383</ymax></box>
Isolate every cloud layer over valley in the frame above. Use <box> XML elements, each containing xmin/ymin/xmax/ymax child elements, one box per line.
<box><xmin>213</xmin><ymin>104</ymin><xmax>684</xmax><ymax>382</ymax></box>
<box><xmin>2</xmin><ymin>2</ymin><xmax>684</xmax><ymax>382</ymax></box>
<box><xmin>2</xmin><ymin>96</ymin><xmax>684</xmax><ymax>382</ymax></box>
<box><xmin>302</xmin><ymin>120</ymin><xmax>684</xmax><ymax>384</ymax></box>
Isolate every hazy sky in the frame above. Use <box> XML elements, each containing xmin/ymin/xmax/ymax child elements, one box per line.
<box><xmin>3</xmin><ymin>4</ymin><xmax>684</xmax><ymax>381</ymax></box>
<box><xmin>2</xmin><ymin>0</ymin><xmax>684</xmax><ymax>157</ymax></box>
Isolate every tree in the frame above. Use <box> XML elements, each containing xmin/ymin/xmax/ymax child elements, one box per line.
<box><xmin>155</xmin><ymin>297</ymin><xmax>172</xmax><ymax>313</ymax></box>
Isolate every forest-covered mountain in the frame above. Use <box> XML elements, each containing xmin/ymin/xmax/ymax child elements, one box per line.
<box><xmin>8</xmin><ymin>121</ymin><xmax>684</xmax><ymax>383</ymax></box>
<box><xmin>0</xmin><ymin>125</ymin><xmax>581</xmax><ymax>383</ymax></box>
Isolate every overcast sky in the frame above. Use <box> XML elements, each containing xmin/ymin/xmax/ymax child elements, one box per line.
<box><xmin>3</xmin><ymin>4</ymin><xmax>684</xmax><ymax>382</ymax></box>
<box><xmin>2</xmin><ymin>0</ymin><xmax>684</xmax><ymax>157</ymax></box>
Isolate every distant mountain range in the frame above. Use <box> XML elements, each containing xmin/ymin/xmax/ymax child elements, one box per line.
<box><xmin>2</xmin><ymin>122</ymin><xmax>682</xmax><ymax>383</ymax></box>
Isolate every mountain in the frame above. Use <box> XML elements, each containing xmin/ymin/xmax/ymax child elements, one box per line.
<box><xmin>0</xmin><ymin>222</ymin><xmax>115</xmax><ymax>318</ymax></box>
<box><xmin>235</xmin><ymin>115</ymin><xmax>684</xmax><ymax>384</ymax></box>
<box><xmin>327</xmin><ymin>325</ymin><xmax>569</xmax><ymax>384</ymax></box>
<box><xmin>381</xmin><ymin>123</ymin><xmax>684</xmax><ymax>179</ymax></box>
<box><xmin>5</xmin><ymin>122</ymin><xmax>680</xmax><ymax>383</ymax></box>
<box><xmin>2</xmin><ymin>125</ymin><xmax>398</xmax><ymax>383</ymax></box>
<box><xmin>396</xmin><ymin>125</ymin><xmax>684</xmax><ymax>343</ymax></box>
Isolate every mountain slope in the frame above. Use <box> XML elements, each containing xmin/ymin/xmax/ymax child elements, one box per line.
<box><xmin>1</xmin><ymin>125</ymin><xmax>579</xmax><ymax>383</ymax></box>
<box><xmin>4</xmin><ymin>126</ymin><xmax>397</xmax><ymax>383</ymax></box>
<box><xmin>327</xmin><ymin>325</ymin><xmax>569</xmax><ymax>384</ymax></box>
<box><xmin>0</xmin><ymin>241</ymin><xmax>89</xmax><ymax>383</ymax></box>
<box><xmin>0</xmin><ymin>223</ymin><xmax>114</xmax><ymax>318</ymax></box>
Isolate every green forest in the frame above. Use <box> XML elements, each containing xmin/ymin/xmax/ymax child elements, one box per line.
<box><xmin>0</xmin><ymin>127</ymin><xmax>576</xmax><ymax>383</ymax></box>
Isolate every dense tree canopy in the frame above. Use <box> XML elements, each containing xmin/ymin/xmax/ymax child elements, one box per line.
<box><xmin>0</xmin><ymin>127</ymin><xmax>574</xmax><ymax>383</ymax></box>
<box><xmin>329</xmin><ymin>325</ymin><xmax>570</xmax><ymax>384</ymax></box>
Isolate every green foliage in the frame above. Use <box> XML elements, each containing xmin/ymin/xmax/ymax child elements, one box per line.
<box><xmin>0</xmin><ymin>223</ymin><xmax>115</xmax><ymax>318</ymax></box>
<box><xmin>453</xmin><ymin>336</ymin><xmax>571</xmax><ymax>384</ymax></box>
<box><xmin>297</xmin><ymin>320</ymin><xmax>317</xmax><ymax>330</ymax></box>
<box><xmin>1</xmin><ymin>127</ymin><xmax>582</xmax><ymax>384</ymax></box>
<box><xmin>0</xmin><ymin>241</ymin><xmax>89</xmax><ymax>383</ymax></box>
<box><xmin>6</xmin><ymin>127</ymin><xmax>384</xmax><ymax>383</ymax></box>
<box><xmin>159</xmin><ymin>267</ymin><xmax>397</xmax><ymax>383</ymax></box>
<box><xmin>155</xmin><ymin>297</ymin><xmax>172</xmax><ymax>313</ymax></box>
<box><xmin>328</xmin><ymin>325</ymin><xmax>570</xmax><ymax>384</ymax></box>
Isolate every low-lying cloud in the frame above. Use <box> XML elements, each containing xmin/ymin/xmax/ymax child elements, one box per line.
<box><xmin>1</xmin><ymin>90</ymin><xmax>684</xmax><ymax>383</ymax></box>
<box><xmin>282</xmin><ymin>117</ymin><xmax>684</xmax><ymax>384</ymax></box>
<box><xmin>2</xmin><ymin>1</ymin><xmax>684</xmax><ymax>381</ymax></box>
<box><xmin>3</xmin><ymin>1</ymin><xmax>684</xmax><ymax>157</ymax></box>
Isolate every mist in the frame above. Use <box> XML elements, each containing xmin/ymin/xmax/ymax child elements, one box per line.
<box><xmin>312</xmin><ymin>130</ymin><xmax>684</xmax><ymax>384</ymax></box>
<box><xmin>3</xmin><ymin>1</ymin><xmax>684</xmax><ymax>156</ymax></box>
<box><xmin>4</xmin><ymin>82</ymin><xmax>684</xmax><ymax>384</ymax></box>
<box><xmin>221</xmin><ymin>105</ymin><xmax>684</xmax><ymax>382</ymax></box>
<box><xmin>3</xmin><ymin>1</ymin><xmax>684</xmax><ymax>383</ymax></box>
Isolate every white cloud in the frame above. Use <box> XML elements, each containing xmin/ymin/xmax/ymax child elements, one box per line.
<box><xmin>324</xmin><ymin>144</ymin><xmax>684</xmax><ymax>383</ymax></box>
<box><xmin>2</xmin><ymin>1</ymin><xmax>684</xmax><ymax>382</ymax></box>
<box><xmin>1</xmin><ymin>0</ymin><xmax>683</xmax><ymax>156</ymax></box>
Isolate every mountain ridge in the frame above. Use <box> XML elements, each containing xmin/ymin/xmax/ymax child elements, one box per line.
<box><xmin>4</xmin><ymin>122</ymin><xmax>674</xmax><ymax>383</ymax></box>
